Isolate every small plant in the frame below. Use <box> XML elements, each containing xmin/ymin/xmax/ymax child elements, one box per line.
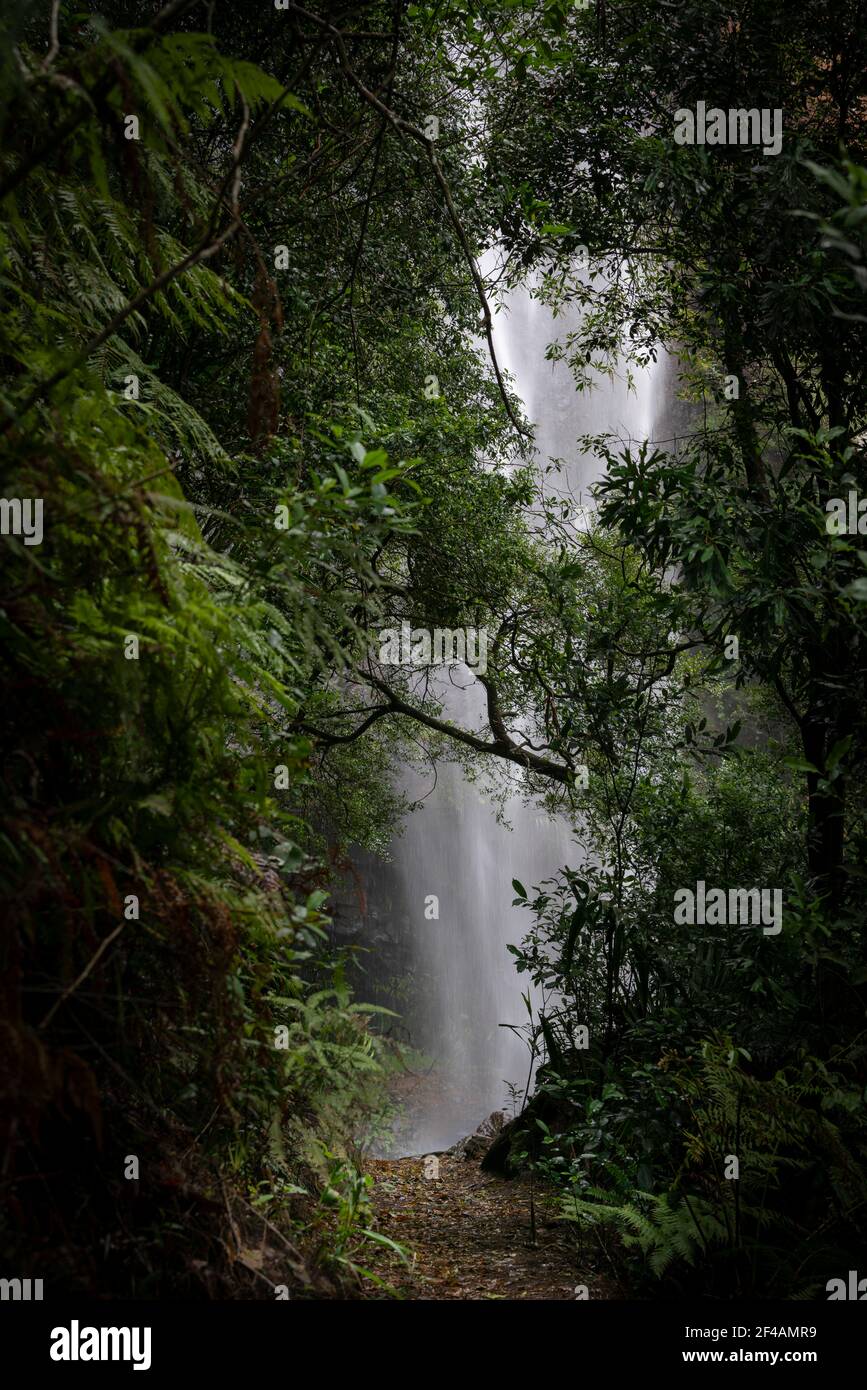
<box><xmin>312</xmin><ymin>1150</ymin><xmax>411</xmax><ymax>1294</ymax></box>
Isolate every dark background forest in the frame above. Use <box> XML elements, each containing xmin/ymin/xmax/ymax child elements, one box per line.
<box><xmin>1</xmin><ymin>0</ymin><xmax>867</xmax><ymax>1302</ymax></box>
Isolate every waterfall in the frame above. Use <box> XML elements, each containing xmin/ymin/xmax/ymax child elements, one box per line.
<box><xmin>343</xmin><ymin>275</ymin><xmax>667</xmax><ymax>1157</ymax></box>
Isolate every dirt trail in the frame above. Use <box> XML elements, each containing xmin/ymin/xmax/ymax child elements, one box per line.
<box><xmin>365</xmin><ymin>1154</ymin><xmax>619</xmax><ymax>1300</ymax></box>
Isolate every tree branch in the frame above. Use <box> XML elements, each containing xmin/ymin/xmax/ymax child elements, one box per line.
<box><xmin>365</xmin><ymin>672</ymin><xmax>573</xmax><ymax>784</ymax></box>
<box><xmin>296</xmin><ymin>704</ymin><xmax>393</xmax><ymax>746</ymax></box>
<box><xmin>288</xmin><ymin>4</ymin><xmax>531</xmax><ymax>442</ymax></box>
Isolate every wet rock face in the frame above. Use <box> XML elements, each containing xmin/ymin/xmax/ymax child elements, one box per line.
<box><xmin>328</xmin><ymin>848</ymin><xmax>408</xmax><ymax>959</ymax></box>
<box><xmin>447</xmin><ymin>1110</ymin><xmax>508</xmax><ymax>1161</ymax></box>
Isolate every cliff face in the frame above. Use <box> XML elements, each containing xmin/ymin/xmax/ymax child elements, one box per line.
<box><xmin>328</xmin><ymin>844</ymin><xmax>428</xmax><ymax>1050</ymax></box>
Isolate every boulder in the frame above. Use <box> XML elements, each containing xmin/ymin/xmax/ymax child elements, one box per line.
<box><xmin>481</xmin><ymin>1089</ymin><xmax>563</xmax><ymax>1175</ymax></box>
<box><xmin>447</xmin><ymin>1110</ymin><xmax>507</xmax><ymax>1161</ymax></box>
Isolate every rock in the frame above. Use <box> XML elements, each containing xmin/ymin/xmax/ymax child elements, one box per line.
<box><xmin>481</xmin><ymin>1089</ymin><xmax>563</xmax><ymax>1175</ymax></box>
<box><xmin>447</xmin><ymin>1110</ymin><xmax>508</xmax><ymax>1161</ymax></box>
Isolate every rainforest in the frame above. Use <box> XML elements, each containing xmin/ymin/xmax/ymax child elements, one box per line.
<box><xmin>1</xmin><ymin>0</ymin><xmax>867</xmax><ymax>1335</ymax></box>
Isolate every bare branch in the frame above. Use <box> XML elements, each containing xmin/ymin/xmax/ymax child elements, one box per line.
<box><xmin>42</xmin><ymin>0</ymin><xmax>61</xmax><ymax>70</ymax></box>
<box><xmin>365</xmin><ymin>672</ymin><xmax>573</xmax><ymax>785</ymax></box>
<box><xmin>296</xmin><ymin>704</ymin><xmax>393</xmax><ymax>746</ymax></box>
<box><xmin>39</xmin><ymin>922</ymin><xmax>125</xmax><ymax>1030</ymax></box>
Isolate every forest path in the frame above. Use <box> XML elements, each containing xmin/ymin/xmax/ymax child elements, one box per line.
<box><xmin>365</xmin><ymin>1154</ymin><xmax>618</xmax><ymax>1300</ymax></box>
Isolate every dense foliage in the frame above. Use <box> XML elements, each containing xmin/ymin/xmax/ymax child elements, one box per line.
<box><xmin>477</xmin><ymin>0</ymin><xmax>867</xmax><ymax>1299</ymax></box>
<box><xmin>1</xmin><ymin>0</ymin><xmax>866</xmax><ymax>1300</ymax></box>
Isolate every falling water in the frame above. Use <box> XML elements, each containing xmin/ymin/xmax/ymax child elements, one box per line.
<box><xmin>340</xmin><ymin>272</ymin><xmax>671</xmax><ymax>1156</ymax></box>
